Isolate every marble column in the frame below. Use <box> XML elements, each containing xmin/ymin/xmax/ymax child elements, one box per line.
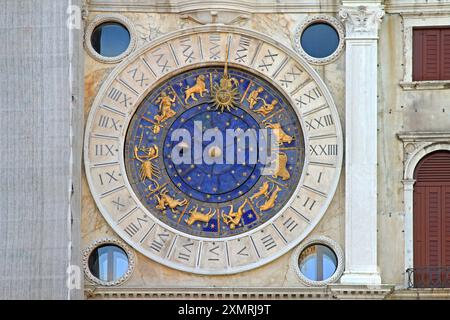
<box><xmin>339</xmin><ymin>2</ymin><xmax>384</xmax><ymax>285</ymax></box>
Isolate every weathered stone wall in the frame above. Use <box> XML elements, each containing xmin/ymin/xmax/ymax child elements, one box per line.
<box><xmin>82</xmin><ymin>6</ymin><xmax>346</xmax><ymax>289</ymax></box>
<box><xmin>0</xmin><ymin>0</ymin><xmax>83</xmax><ymax>299</ymax></box>
<box><xmin>82</xmin><ymin>0</ymin><xmax>450</xmax><ymax>292</ymax></box>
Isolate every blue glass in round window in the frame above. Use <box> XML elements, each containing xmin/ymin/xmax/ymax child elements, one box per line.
<box><xmin>300</xmin><ymin>23</ymin><xmax>340</xmax><ymax>59</ymax></box>
<box><xmin>91</xmin><ymin>22</ymin><xmax>131</xmax><ymax>58</ymax></box>
<box><xmin>88</xmin><ymin>244</ymin><xmax>129</xmax><ymax>282</ymax></box>
<box><xmin>299</xmin><ymin>244</ymin><xmax>337</xmax><ymax>281</ymax></box>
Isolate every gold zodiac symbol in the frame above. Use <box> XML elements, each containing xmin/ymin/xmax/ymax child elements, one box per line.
<box><xmin>259</xmin><ymin>185</ymin><xmax>282</xmax><ymax>212</ymax></box>
<box><xmin>271</xmin><ymin>152</ymin><xmax>291</xmax><ymax>181</ymax></box>
<box><xmin>154</xmin><ymin>187</ymin><xmax>188</xmax><ymax>213</ymax></box>
<box><xmin>221</xmin><ymin>199</ymin><xmax>248</xmax><ymax>230</ymax></box>
<box><xmin>254</xmin><ymin>98</ymin><xmax>278</xmax><ymax>116</ymax></box>
<box><xmin>211</xmin><ymin>44</ymin><xmax>240</xmax><ymax>112</ymax></box>
<box><xmin>152</xmin><ymin>91</ymin><xmax>177</xmax><ymax>133</ymax></box>
<box><xmin>264</xmin><ymin>121</ymin><xmax>294</xmax><ymax>145</ymax></box>
<box><xmin>185</xmin><ymin>206</ymin><xmax>217</xmax><ymax>226</ymax></box>
<box><xmin>134</xmin><ymin>145</ymin><xmax>161</xmax><ymax>191</ymax></box>
<box><xmin>250</xmin><ymin>181</ymin><xmax>270</xmax><ymax>202</ymax></box>
<box><xmin>247</xmin><ymin>87</ymin><xmax>264</xmax><ymax>109</ymax></box>
<box><xmin>184</xmin><ymin>75</ymin><xmax>208</xmax><ymax>103</ymax></box>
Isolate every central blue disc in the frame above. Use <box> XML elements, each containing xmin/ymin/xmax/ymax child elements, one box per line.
<box><xmin>163</xmin><ymin>103</ymin><xmax>263</xmax><ymax>203</ymax></box>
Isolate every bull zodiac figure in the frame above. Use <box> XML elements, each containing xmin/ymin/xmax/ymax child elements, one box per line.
<box><xmin>264</xmin><ymin>121</ymin><xmax>294</xmax><ymax>145</ymax></box>
<box><xmin>185</xmin><ymin>206</ymin><xmax>216</xmax><ymax>226</ymax></box>
<box><xmin>134</xmin><ymin>145</ymin><xmax>161</xmax><ymax>191</ymax></box>
<box><xmin>154</xmin><ymin>187</ymin><xmax>188</xmax><ymax>213</ymax></box>
<box><xmin>222</xmin><ymin>199</ymin><xmax>248</xmax><ymax>230</ymax></box>
<box><xmin>184</xmin><ymin>75</ymin><xmax>208</xmax><ymax>103</ymax></box>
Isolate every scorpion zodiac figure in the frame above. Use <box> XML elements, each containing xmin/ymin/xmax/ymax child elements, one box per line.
<box><xmin>134</xmin><ymin>144</ymin><xmax>161</xmax><ymax>192</ymax></box>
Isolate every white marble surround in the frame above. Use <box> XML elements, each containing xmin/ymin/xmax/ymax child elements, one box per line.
<box><xmin>339</xmin><ymin>1</ymin><xmax>384</xmax><ymax>285</ymax></box>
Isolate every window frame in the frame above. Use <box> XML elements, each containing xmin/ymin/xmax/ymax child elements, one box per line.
<box><xmin>83</xmin><ymin>238</ymin><xmax>135</xmax><ymax>286</ymax></box>
<box><xmin>290</xmin><ymin>236</ymin><xmax>344</xmax><ymax>287</ymax></box>
<box><xmin>400</xmin><ymin>15</ymin><xmax>450</xmax><ymax>90</ymax></box>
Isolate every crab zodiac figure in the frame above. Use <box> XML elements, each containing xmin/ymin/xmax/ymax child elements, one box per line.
<box><xmin>134</xmin><ymin>144</ymin><xmax>161</xmax><ymax>191</ymax></box>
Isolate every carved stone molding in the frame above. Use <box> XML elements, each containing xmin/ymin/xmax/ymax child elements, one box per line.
<box><xmin>84</xmin><ymin>285</ymin><xmax>394</xmax><ymax>300</ymax></box>
<box><xmin>84</xmin><ymin>14</ymin><xmax>137</xmax><ymax>64</ymax></box>
<box><xmin>339</xmin><ymin>5</ymin><xmax>384</xmax><ymax>38</ymax></box>
<box><xmin>82</xmin><ymin>237</ymin><xmax>136</xmax><ymax>287</ymax></box>
<box><xmin>292</xmin><ymin>15</ymin><xmax>345</xmax><ymax>65</ymax></box>
<box><xmin>290</xmin><ymin>236</ymin><xmax>344</xmax><ymax>287</ymax></box>
<box><xmin>397</xmin><ymin>131</ymin><xmax>450</xmax><ymax>288</ymax></box>
<box><xmin>179</xmin><ymin>10</ymin><xmax>250</xmax><ymax>28</ymax></box>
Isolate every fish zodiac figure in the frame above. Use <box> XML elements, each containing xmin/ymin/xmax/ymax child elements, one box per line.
<box><xmin>259</xmin><ymin>185</ymin><xmax>282</xmax><ymax>212</ymax></box>
<box><xmin>184</xmin><ymin>75</ymin><xmax>208</xmax><ymax>103</ymax></box>
<box><xmin>222</xmin><ymin>199</ymin><xmax>248</xmax><ymax>230</ymax></box>
<box><xmin>134</xmin><ymin>145</ymin><xmax>161</xmax><ymax>191</ymax></box>
<box><xmin>185</xmin><ymin>206</ymin><xmax>216</xmax><ymax>226</ymax></box>
<box><xmin>155</xmin><ymin>187</ymin><xmax>188</xmax><ymax>213</ymax></box>
<box><xmin>250</xmin><ymin>181</ymin><xmax>270</xmax><ymax>202</ymax></box>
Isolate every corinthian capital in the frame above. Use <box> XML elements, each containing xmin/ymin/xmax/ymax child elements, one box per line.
<box><xmin>339</xmin><ymin>5</ymin><xmax>385</xmax><ymax>38</ymax></box>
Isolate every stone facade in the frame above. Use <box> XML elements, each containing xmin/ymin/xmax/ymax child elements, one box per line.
<box><xmin>78</xmin><ymin>0</ymin><xmax>450</xmax><ymax>299</ymax></box>
<box><xmin>2</xmin><ymin>0</ymin><xmax>450</xmax><ymax>300</ymax></box>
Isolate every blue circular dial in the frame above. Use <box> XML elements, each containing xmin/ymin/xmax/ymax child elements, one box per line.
<box><xmin>125</xmin><ymin>66</ymin><xmax>304</xmax><ymax>238</ymax></box>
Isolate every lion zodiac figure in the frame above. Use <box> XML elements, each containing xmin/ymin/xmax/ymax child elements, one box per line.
<box><xmin>184</xmin><ymin>75</ymin><xmax>208</xmax><ymax>103</ymax></box>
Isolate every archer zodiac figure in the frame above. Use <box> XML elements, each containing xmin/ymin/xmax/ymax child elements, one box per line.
<box><xmin>134</xmin><ymin>145</ymin><xmax>161</xmax><ymax>191</ymax></box>
<box><xmin>247</xmin><ymin>86</ymin><xmax>264</xmax><ymax>109</ymax></box>
<box><xmin>254</xmin><ymin>98</ymin><xmax>278</xmax><ymax>116</ymax></box>
<box><xmin>185</xmin><ymin>206</ymin><xmax>216</xmax><ymax>226</ymax></box>
<box><xmin>222</xmin><ymin>199</ymin><xmax>248</xmax><ymax>230</ymax></box>
<box><xmin>259</xmin><ymin>185</ymin><xmax>282</xmax><ymax>212</ymax></box>
<box><xmin>184</xmin><ymin>75</ymin><xmax>208</xmax><ymax>103</ymax></box>
<box><xmin>153</xmin><ymin>91</ymin><xmax>177</xmax><ymax>134</ymax></box>
<box><xmin>154</xmin><ymin>187</ymin><xmax>188</xmax><ymax>213</ymax></box>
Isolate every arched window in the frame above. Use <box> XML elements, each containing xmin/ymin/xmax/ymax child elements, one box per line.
<box><xmin>413</xmin><ymin>150</ymin><xmax>450</xmax><ymax>287</ymax></box>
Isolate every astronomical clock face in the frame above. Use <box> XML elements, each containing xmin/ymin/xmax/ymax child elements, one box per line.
<box><xmin>84</xmin><ymin>26</ymin><xmax>342</xmax><ymax>274</ymax></box>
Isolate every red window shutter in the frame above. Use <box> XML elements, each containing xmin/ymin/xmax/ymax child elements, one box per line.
<box><xmin>413</xmin><ymin>28</ymin><xmax>450</xmax><ymax>81</ymax></box>
<box><xmin>444</xmin><ymin>186</ymin><xmax>450</xmax><ymax>266</ymax></box>
<box><xmin>441</xmin><ymin>29</ymin><xmax>450</xmax><ymax>80</ymax></box>
<box><xmin>413</xmin><ymin>29</ymin><xmax>440</xmax><ymax>81</ymax></box>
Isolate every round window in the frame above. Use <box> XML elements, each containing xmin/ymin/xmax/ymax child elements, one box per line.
<box><xmin>300</xmin><ymin>22</ymin><xmax>340</xmax><ymax>59</ymax></box>
<box><xmin>298</xmin><ymin>244</ymin><xmax>337</xmax><ymax>282</ymax></box>
<box><xmin>90</xmin><ymin>22</ymin><xmax>131</xmax><ymax>58</ymax></box>
<box><xmin>88</xmin><ymin>244</ymin><xmax>129</xmax><ymax>282</ymax></box>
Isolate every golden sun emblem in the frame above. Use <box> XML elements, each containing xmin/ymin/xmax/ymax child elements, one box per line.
<box><xmin>211</xmin><ymin>46</ymin><xmax>241</xmax><ymax>112</ymax></box>
<box><xmin>211</xmin><ymin>73</ymin><xmax>240</xmax><ymax>112</ymax></box>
